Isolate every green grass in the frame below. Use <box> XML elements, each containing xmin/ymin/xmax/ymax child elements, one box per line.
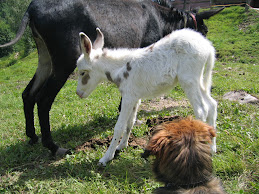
<box><xmin>0</xmin><ymin>6</ymin><xmax>258</xmax><ymax>193</ymax></box>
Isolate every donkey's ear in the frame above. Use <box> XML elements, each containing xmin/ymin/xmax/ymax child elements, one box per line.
<box><xmin>79</xmin><ymin>32</ymin><xmax>92</xmax><ymax>56</ymax></box>
<box><xmin>93</xmin><ymin>28</ymin><xmax>104</xmax><ymax>50</ymax></box>
<box><xmin>191</xmin><ymin>7</ymin><xmax>200</xmax><ymax>14</ymax></box>
<box><xmin>197</xmin><ymin>7</ymin><xmax>224</xmax><ymax>20</ymax></box>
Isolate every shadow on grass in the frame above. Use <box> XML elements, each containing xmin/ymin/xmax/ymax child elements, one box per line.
<box><xmin>0</xmin><ymin>114</ymin><xmax>154</xmax><ymax>191</ymax></box>
<box><xmin>1</xmin><ymin>153</ymin><xmax>153</xmax><ymax>192</ymax></box>
<box><xmin>0</xmin><ymin>115</ymin><xmax>116</xmax><ymax>166</ymax></box>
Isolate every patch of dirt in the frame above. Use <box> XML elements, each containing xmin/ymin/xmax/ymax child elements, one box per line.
<box><xmin>146</xmin><ymin>115</ymin><xmax>183</xmax><ymax>135</ymax></box>
<box><xmin>76</xmin><ymin>136</ymin><xmax>113</xmax><ymax>151</ymax></box>
<box><xmin>239</xmin><ymin>12</ymin><xmax>259</xmax><ymax>32</ymax></box>
<box><xmin>140</xmin><ymin>96</ymin><xmax>189</xmax><ymax>112</ymax></box>
<box><xmin>76</xmin><ymin>115</ymin><xmax>181</xmax><ymax>152</ymax></box>
<box><xmin>223</xmin><ymin>91</ymin><xmax>259</xmax><ymax>105</ymax></box>
<box><xmin>146</xmin><ymin>115</ymin><xmax>182</xmax><ymax>127</ymax></box>
<box><xmin>76</xmin><ymin>135</ymin><xmax>149</xmax><ymax>151</ymax></box>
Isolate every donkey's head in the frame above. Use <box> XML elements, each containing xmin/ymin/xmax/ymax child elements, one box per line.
<box><xmin>164</xmin><ymin>7</ymin><xmax>224</xmax><ymax>36</ymax></box>
<box><xmin>76</xmin><ymin>28</ymin><xmax>105</xmax><ymax>98</ymax></box>
<box><xmin>194</xmin><ymin>7</ymin><xmax>225</xmax><ymax>36</ymax></box>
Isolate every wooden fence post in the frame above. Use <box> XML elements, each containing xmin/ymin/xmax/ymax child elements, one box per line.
<box><xmin>183</xmin><ymin>0</ymin><xmax>187</xmax><ymax>10</ymax></box>
<box><xmin>246</xmin><ymin>0</ymin><xmax>251</xmax><ymax>11</ymax></box>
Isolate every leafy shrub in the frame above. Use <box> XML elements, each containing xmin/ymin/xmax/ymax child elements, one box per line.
<box><xmin>0</xmin><ymin>0</ymin><xmax>34</xmax><ymax>58</ymax></box>
<box><xmin>0</xmin><ymin>21</ymin><xmax>15</xmax><ymax>57</ymax></box>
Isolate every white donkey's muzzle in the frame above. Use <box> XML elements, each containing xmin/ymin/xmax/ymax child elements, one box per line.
<box><xmin>76</xmin><ymin>89</ymin><xmax>84</xmax><ymax>98</ymax></box>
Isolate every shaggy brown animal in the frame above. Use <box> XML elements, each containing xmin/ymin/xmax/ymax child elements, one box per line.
<box><xmin>142</xmin><ymin>117</ymin><xmax>225</xmax><ymax>194</ymax></box>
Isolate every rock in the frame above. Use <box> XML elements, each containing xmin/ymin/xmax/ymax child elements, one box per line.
<box><xmin>223</xmin><ymin>91</ymin><xmax>259</xmax><ymax>104</ymax></box>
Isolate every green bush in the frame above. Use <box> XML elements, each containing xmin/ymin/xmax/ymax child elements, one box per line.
<box><xmin>0</xmin><ymin>0</ymin><xmax>34</xmax><ymax>58</ymax></box>
<box><xmin>0</xmin><ymin>21</ymin><xmax>15</xmax><ymax>57</ymax></box>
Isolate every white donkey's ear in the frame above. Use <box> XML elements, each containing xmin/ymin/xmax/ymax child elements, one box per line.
<box><xmin>79</xmin><ymin>32</ymin><xmax>92</xmax><ymax>56</ymax></box>
<box><xmin>92</xmin><ymin>28</ymin><xmax>104</xmax><ymax>50</ymax></box>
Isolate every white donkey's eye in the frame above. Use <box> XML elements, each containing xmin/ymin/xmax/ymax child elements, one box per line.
<box><xmin>80</xmin><ymin>72</ymin><xmax>85</xmax><ymax>76</ymax></box>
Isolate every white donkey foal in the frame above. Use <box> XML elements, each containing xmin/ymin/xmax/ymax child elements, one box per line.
<box><xmin>76</xmin><ymin>28</ymin><xmax>217</xmax><ymax>166</ymax></box>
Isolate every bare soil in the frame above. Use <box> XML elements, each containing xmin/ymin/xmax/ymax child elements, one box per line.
<box><xmin>140</xmin><ymin>96</ymin><xmax>189</xmax><ymax>112</ymax></box>
<box><xmin>76</xmin><ymin>115</ymin><xmax>181</xmax><ymax>152</ymax></box>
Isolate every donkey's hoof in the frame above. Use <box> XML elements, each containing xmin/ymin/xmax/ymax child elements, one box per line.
<box><xmin>98</xmin><ymin>157</ymin><xmax>110</xmax><ymax>166</ymax></box>
<box><xmin>98</xmin><ymin>161</ymin><xmax>106</xmax><ymax>167</ymax></box>
<box><xmin>55</xmin><ymin>148</ymin><xmax>71</xmax><ymax>157</ymax></box>
<box><xmin>28</xmin><ymin>136</ymin><xmax>39</xmax><ymax>145</ymax></box>
<box><xmin>211</xmin><ymin>145</ymin><xmax>217</xmax><ymax>154</ymax></box>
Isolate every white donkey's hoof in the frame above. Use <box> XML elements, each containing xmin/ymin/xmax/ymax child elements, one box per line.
<box><xmin>56</xmin><ymin>148</ymin><xmax>71</xmax><ymax>156</ymax></box>
<box><xmin>98</xmin><ymin>157</ymin><xmax>110</xmax><ymax>166</ymax></box>
<box><xmin>211</xmin><ymin>144</ymin><xmax>217</xmax><ymax>154</ymax></box>
<box><xmin>98</xmin><ymin>161</ymin><xmax>106</xmax><ymax>167</ymax></box>
<box><xmin>211</xmin><ymin>137</ymin><xmax>217</xmax><ymax>154</ymax></box>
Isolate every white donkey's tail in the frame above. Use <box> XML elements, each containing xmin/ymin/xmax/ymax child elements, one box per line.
<box><xmin>203</xmin><ymin>48</ymin><xmax>216</xmax><ymax>95</ymax></box>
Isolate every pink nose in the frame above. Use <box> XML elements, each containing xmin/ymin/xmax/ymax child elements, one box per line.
<box><xmin>76</xmin><ymin>90</ymin><xmax>84</xmax><ymax>98</ymax></box>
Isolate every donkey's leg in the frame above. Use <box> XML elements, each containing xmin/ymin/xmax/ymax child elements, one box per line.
<box><xmin>116</xmin><ymin>99</ymin><xmax>141</xmax><ymax>151</ymax></box>
<box><xmin>203</xmin><ymin>94</ymin><xmax>217</xmax><ymax>128</ymax></box>
<box><xmin>22</xmin><ymin>75</ymin><xmax>39</xmax><ymax>145</ymax></box>
<box><xmin>211</xmin><ymin>135</ymin><xmax>217</xmax><ymax>153</ymax></box>
<box><xmin>35</xmin><ymin>64</ymin><xmax>75</xmax><ymax>156</ymax></box>
<box><xmin>99</xmin><ymin>97</ymin><xmax>138</xmax><ymax>166</ymax></box>
<box><xmin>179</xmin><ymin>79</ymin><xmax>209</xmax><ymax>123</ymax></box>
<box><xmin>203</xmin><ymin>92</ymin><xmax>217</xmax><ymax>152</ymax></box>
<box><xmin>179</xmin><ymin>78</ymin><xmax>217</xmax><ymax>152</ymax></box>
<box><xmin>22</xmin><ymin>36</ymin><xmax>51</xmax><ymax>145</ymax></box>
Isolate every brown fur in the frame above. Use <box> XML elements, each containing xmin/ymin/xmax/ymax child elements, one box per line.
<box><xmin>143</xmin><ymin>117</ymin><xmax>225</xmax><ymax>194</ymax></box>
<box><xmin>82</xmin><ymin>73</ymin><xmax>90</xmax><ymax>85</ymax></box>
<box><xmin>114</xmin><ymin>76</ymin><xmax>122</xmax><ymax>87</ymax></box>
<box><xmin>105</xmin><ymin>71</ymin><xmax>122</xmax><ymax>87</ymax></box>
<box><xmin>105</xmin><ymin>71</ymin><xmax>113</xmax><ymax>82</ymax></box>
<box><xmin>123</xmin><ymin>71</ymin><xmax>129</xmax><ymax>79</ymax></box>
<box><xmin>126</xmin><ymin>62</ymin><xmax>132</xmax><ymax>71</ymax></box>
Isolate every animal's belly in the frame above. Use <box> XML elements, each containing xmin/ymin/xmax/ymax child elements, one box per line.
<box><xmin>136</xmin><ymin>79</ymin><xmax>177</xmax><ymax>99</ymax></box>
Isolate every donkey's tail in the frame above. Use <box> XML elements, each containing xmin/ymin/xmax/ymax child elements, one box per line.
<box><xmin>203</xmin><ymin>47</ymin><xmax>216</xmax><ymax>95</ymax></box>
<box><xmin>0</xmin><ymin>11</ymin><xmax>30</xmax><ymax>48</ymax></box>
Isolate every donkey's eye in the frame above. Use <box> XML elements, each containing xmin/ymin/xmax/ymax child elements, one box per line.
<box><xmin>80</xmin><ymin>72</ymin><xmax>85</xmax><ymax>76</ymax></box>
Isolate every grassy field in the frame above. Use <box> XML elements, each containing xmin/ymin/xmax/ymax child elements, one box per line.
<box><xmin>0</xmin><ymin>6</ymin><xmax>258</xmax><ymax>193</ymax></box>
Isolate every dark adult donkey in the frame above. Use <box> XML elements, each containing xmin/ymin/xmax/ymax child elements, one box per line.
<box><xmin>0</xmin><ymin>0</ymin><xmax>223</xmax><ymax>157</ymax></box>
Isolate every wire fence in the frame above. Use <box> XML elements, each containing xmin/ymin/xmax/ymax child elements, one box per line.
<box><xmin>168</xmin><ymin>0</ymin><xmax>258</xmax><ymax>12</ymax></box>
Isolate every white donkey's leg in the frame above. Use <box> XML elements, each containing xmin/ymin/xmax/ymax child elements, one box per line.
<box><xmin>203</xmin><ymin>93</ymin><xmax>218</xmax><ymax>153</ymax></box>
<box><xmin>180</xmin><ymin>78</ymin><xmax>217</xmax><ymax>153</ymax></box>
<box><xmin>181</xmin><ymin>84</ymin><xmax>208</xmax><ymax>122</ymax></box>
<box><xmin>99</xmin><ymin>97</ymin><xmax>138</xmax><ymax>166</ymax></box>
<box><xmin>116</xmin><ymin>99</ymin><xmax>141</xmax><ymax>151</ymax></box>
<box><xmin>204</xmin><ymin>94</ymin><xmax>217</xmax><ymax>128</ymax></box>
